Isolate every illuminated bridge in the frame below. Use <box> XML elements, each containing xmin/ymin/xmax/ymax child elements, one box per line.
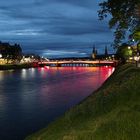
<box><xmin>38</xmin><ymin>60</ymin><xmax>118</xmax><ymax>67</ymax></box>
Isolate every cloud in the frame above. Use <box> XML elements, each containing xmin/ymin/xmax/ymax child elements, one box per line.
<box><xmin>0</xmin><ymin>0</ymin><xmax>113</xmax><ymax>57</ymax></box>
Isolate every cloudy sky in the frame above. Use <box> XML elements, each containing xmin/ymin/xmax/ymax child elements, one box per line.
<box><xmin>0</xmin><ymin>0</ymin><xmax>114</xmax><ymax>58</ymax></box>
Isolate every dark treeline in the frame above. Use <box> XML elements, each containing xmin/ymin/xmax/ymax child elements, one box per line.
<box><xmin>0</xmin><ymin>41</ymin><xmax>22</xmax><ymax>62</ymax></box>
<box><xmin>98</xmin><ymin>0</ymin><xmax>140</xmax><ymax>46</ymax></box>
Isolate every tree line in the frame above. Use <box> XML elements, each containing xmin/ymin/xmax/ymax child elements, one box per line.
<box><xmin>0</xmin><ymin>41</ymin><xmax>22</xmax><ymax>63</ymax></box>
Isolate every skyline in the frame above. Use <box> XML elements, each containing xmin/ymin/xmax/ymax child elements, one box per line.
<box><xmin>0</xmin><ymin>0</ymin><xmax>114</xmax><ymax>58</ymax></box>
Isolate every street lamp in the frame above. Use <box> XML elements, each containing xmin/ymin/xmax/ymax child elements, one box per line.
<box><xmin>134</xmin><ymin>56</ymin><xmax>140</xmax><ymax>67</ymax></box>
<box><xmin>0</xmin><ymin>54</ymin><xmax>2</xmax><ymax>58</ymax></box>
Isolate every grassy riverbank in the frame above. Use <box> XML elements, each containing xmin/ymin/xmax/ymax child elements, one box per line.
<box><xmin>25</xmin><ymin>64</ymin><xmax>140</xmax><ymax>140</ymax></box>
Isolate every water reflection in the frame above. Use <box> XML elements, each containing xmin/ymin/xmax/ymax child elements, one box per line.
<box><xmin>30</xmin><ymin>68</ymin><xmax>35</xmax><ymax>77</ymax></box>
<box><xmin>0</xmin><ymin>66</ymin><xmax>114</xmax><ymax>140</ymax></box>
<box><xmin>21</xmin><ymin>69</ymin><xmax>27</xmax><ymax>79</ymax></box>
<box><xmin>0</xmin><ymin>94</ymin><xmax>6</xmax><ymax>113</ymax></box>
<box><xmin>0</xmin><ymin>70</ymin><xmax>14</xmax><ymax>81</ymax></box>
<box><xmin>0</xmin><ymin>71</ymin><xmax>4</xmax><ymax>81</ymax></box>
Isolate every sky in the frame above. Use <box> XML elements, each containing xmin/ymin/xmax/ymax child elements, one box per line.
<box><xmin>0</xmin><ymin>0</ymin><xmax>114</xmax><ymax>58</ymax></box>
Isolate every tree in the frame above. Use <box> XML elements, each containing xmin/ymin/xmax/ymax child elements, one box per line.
<box><xmin>98</xmin><ymin>0</ymin><xmax>140</xmax><ymax>46</ymax></box>
<box><xmin>133</xmin><ymin>27</ymin><xmax>140</xmax><ymax>41</ymax></box>
<box><xmin>0</xmin><ymin>42</ymin><xmax>22</xmax><ymax>63</ymax></box>
<box><xmin>116</xmin><ymin>43</ymin><xmax>133</xmax><ymax>63</ymax></box>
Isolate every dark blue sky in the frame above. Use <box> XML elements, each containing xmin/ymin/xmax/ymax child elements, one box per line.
<box><xmin>0</xmin><ymin>0</ymin><xmax>114</xmax><ymax>58</ymax></box>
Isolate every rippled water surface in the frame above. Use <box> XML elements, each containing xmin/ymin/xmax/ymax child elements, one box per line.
<box><xmin>0</xmin><ymin>66</ymin><xmax>114</xmax><ymax>140</ymax></box>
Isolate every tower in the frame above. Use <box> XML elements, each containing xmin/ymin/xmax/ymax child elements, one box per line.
<box><xmin>92</xmin><ymin>45</ymin><xmax>97</xmax><ymax>59</ymax></box>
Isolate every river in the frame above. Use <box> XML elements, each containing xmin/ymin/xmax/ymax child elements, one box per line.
<box><xmin>0</xmin><ymin>66</ymin><xmax>114</xmax><ymax>140</ymax></box>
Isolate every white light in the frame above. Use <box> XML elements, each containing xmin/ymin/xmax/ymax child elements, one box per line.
<box><xmin>0</xmin><ymin>54</ymin><xmax>2</xmax><ymax>58</ymax></box>
<box><xmin>134</xmin><ymin>56</ymin><xmax>140</xmax><ymax>61</ymax></box>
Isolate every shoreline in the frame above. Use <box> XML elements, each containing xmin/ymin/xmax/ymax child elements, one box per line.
<box><xmin>0</xmin><ymin>63</ymin><xmax>117</xmax><ymax>71</ymax></box>
<box><xmin>25</xmin><ymin>64</ymin><xmax>140</xmax><ymax>140</ymax></box>
<box><xmin>0</xmin><ymin>63</ymin><xmax>39</xmax><ymax>70</ymax></box>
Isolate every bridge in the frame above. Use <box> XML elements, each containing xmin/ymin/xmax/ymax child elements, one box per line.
<box><xmin>38</xmin><ymin>60</ymin><xmax>118</xmax><ymax>67</ymax></box>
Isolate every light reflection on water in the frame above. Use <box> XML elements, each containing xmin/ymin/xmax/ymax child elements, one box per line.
<box><xmin>0</xmin><ymin>67</ymin><xmax>114</xmax><ymax>140</ymax></box>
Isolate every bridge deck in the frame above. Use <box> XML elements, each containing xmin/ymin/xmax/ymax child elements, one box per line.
<box><xmin>38</xmin><ymin>60</ymin><xmax>118</xmax><ymax>67</ymax></box>
<box><xmin>39</xmin><ymin>60</ymin><xmax>117</xmax><ymax>64</ymax></box>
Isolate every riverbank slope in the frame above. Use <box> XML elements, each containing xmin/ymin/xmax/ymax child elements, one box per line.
<box><xmin>25</xmin><ymin>64</ymin><xmax>140</xmax><ymax>140</ymax></box>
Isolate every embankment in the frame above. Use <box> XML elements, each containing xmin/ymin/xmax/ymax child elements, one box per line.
<box><xmin>25</xmin><ymin>64</ymin><xmax>140</xmax><ymax>140</ymax></box>
<box><xmin>0</xmin><ymin>63</ymin><xmax>38</xmax><ymax>70</ymax></box>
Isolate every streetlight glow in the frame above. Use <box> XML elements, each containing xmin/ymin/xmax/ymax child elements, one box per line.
<box><xmin>0</xmin><ymin>54</ymin><xmax>2</xmax><ymax>58</ymax></box>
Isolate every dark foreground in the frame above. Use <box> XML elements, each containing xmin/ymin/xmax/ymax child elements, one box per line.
<box><xmin>26</xmin><ymin>64</ymin><xmax>140</xmax><ymax>140</ymax></box>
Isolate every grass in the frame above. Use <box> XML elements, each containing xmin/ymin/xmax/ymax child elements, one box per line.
<box><xmin>25</xmin><ymin>64</ymin><xmax>140</xmax><ymax>140</ymax></box>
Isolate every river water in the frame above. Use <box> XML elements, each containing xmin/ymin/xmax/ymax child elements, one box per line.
<box><xmin>0</xmin><ymin>66</ymin><xmax>114</xmax><ymax>140</ymax></box>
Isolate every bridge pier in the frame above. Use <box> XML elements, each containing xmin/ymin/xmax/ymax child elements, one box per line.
<box><xmin>56</xmin><ymin>63</ymin><xmax>61</xmax><ymax>67</ymax></box>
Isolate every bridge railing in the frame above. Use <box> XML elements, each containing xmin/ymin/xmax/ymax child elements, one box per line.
<box><xmin>38</xmin><ymin>60</ymin><xmax>118</xmax><ymax>67</ymax></box>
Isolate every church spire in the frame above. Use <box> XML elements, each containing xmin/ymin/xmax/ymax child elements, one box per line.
<box><xmin>92</xmin><ymin>45</ymin><xmax>97</xmax><ymax>59</ymax></box>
